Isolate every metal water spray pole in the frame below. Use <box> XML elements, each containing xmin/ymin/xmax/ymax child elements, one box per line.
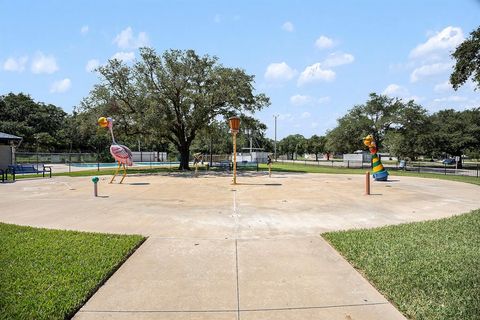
<box><xmin>229</xmin><ymin>116</ymin><xmax>240</xmax><ymax>185</ymax></box>
<box><xmin>92</xmin><ymin>176</ymin><xmax>99</xmax><ymax>197</ymax></box>
<box><xmin>365</xmin><ymin>171</ymin><xmax>370</xmax><ymax>195</ymax></box>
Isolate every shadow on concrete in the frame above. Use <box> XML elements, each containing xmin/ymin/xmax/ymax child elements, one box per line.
<box><xmin>234</xmin><ymin>183</ymin><xmax>283</xmax><ymax>186</ymax></box>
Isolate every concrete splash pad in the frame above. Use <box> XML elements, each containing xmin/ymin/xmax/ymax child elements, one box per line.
<box><xmin>1</xmin><ymin>172</ymin><xmax>479</xmax><ymax>320</ymax></box>
<box><xmin>1</xmin><ymin>172</ymin><xmax>479</xmax><ymax>238</ymax></box>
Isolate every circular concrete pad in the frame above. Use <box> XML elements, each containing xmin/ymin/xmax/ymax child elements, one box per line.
<box><xmin>1</xmin><ymin>172</ymin><xmax>479</xmax><ymax>238</ymax></box>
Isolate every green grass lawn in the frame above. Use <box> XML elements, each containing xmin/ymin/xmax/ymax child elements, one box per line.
<box><xmin>323</xmin><ymin>210</ymin><xmax>480</xmax><ymax>320</ymax></box>
<box><xmin>259</xmin><ymin>163</ymin><xmax>480</xmax><ymax>186</ymax></box>
<box><xmin>0</xmin><ymin>223</ymin><xmax>145</xmax><ymax>320</ymax></box>
<box><xmin>6</xmin><ymin>162</ymin><xmax>480</xmax><ymax>187</ymax></box>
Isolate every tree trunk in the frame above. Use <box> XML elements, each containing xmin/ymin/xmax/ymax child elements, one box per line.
<box><xmin>178</xmin><ymin>144</ymin><xmax>191</xmax><ymax>170</ymax></box>
<box><xmin>315</xmin><ymin>153</ymin><xmax>318</xmax><ymax>161</ymax></box>
<box><xmin>456</xmin><ymin>155</ymin><xmax>463</xmax><ymax>169</ymax></box>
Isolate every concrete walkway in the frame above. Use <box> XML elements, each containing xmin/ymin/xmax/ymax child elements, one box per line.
<box><xmin>1</xmin><ymin>172</ymin><xmax>479</xmax><ymax>319</ymax></box>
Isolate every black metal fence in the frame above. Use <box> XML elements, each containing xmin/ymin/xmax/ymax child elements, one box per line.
<box><xmin>274</xmin><ymin>159</ymin><xmax>480</xmax><ymax>178</ymax></box>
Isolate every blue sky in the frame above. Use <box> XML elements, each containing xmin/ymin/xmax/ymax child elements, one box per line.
<box><xmin>1</xmin><ymin>0</ymin><xmax>479</xmax><ymax>139</ymax></box>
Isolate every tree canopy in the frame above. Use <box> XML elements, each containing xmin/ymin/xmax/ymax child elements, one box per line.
<box><xmin>82</xmin><ymin>48</ymin><xmax>270</xmax><ymax>169</ymax></box>
<box><xmin>325</xmin><ymin>93</ymin><xmax>403</xmax><ymax>153</ymax></box>
<box><xmin>451</xmin><ymin>26</ymin><xmax>480</xmax><ymax>90</ymax></box>
<box><xmin>0</xmin><ymin>93</ymin><xmax>68</xmax><ymax>151</ymax></box>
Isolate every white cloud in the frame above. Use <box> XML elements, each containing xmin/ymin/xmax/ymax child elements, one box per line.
<box><xmin>410</xmin><ymin>63</ymin><xmax>452</xmax><ymax>82</ymax></box>
<box><xmin>410</xmin><ymin>26</ymin><xmax>464</xmax><ymax>59</ymax></box>
<box><xmin>111</xmin><ymin>51</ymin><xmax>135</xmax><ymax>62</ymax></box>
<box><xmin>433</xmin><ymin>95</ymin><xmax>468</xmax><ymax>103</ymax></box>
<box><xmin>113</xmin><ymin>27</ymin><xmax>149</xmax><ymax>49</ymax></box>
<box><xmin>80</xmin><ymin>25</ymin><xmax>89</xmax><ymax>35</ymax></box>
<box><xmin>3</xmin><ymin>56</ymin><xmax>28</xmax><ymax>72</ymax></box>
<box><xmin>50</xmin><ymin>78</ymin><xmax>71</xmax><ymax>93</ymax></box>
<box><xmin>298</xmin><ymin>63</ymin><xmax>335</xmax><ymax>86</ymax></box>
<box><xmin>300</xmin><ymin>112</ymin><xmax>311</xmax><ymax>119</ymax></box>
<box><xmin>278</xmin><ymin>113</ymin><xmax>293</xmax><ymax>121</ymax></box>
<box><xmin>85</xmin><ymin>59</ymin><xmax>99</xmax><ymax>72</ymax></box>
<box><xmin>282</xmin><ymin>21</ymin><xmax>294</xmax><ymax>32</ymax></box>
<box><xmin>434</xmin><ymin>81</ymin><xmax>453</xmax><ymax>93</ymax></box>
<box><xmin>317</xmin><ymin>96</ymin><xmax>330</xmax><ymax>104</ymax></box>
<box><xmin>315</xmin><ymin>35</ymin><xmax>334</xmax><ymax>49</ymax></box>
<box><xmin>322</xmin><ymin>52</ymin><xmax>354</xmax><ymax>68</ymax></box>
<box><xmin>290</xmin><ymin>94</ymin><xmax>311</xmax><ymax>106</ymax></box>
<box><xmin>264</xmin><ymin>62</ymin><xmax>297</xmax><ymax>82</ymax></box>
<box><xmin>382</xmin><ymin>84</ymin><xmax>423</xmax><ymax>102</ymax></box>
<box><xmin>290</xmin><ymin>94</ymin><xmax>330</xmax><ymax>106</ymax></box>
<box><xmin>383</xmin><ymin>84</ymin><xmax>409</xmax><ymax>97</ymax></box>
<box><xmin>31</xmin><ymin>52</ymin><xmax>58</xmax><ymax>74</ymax></box>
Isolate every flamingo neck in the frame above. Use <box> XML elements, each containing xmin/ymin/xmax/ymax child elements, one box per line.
<box><xmin>109</xmin><ymin>127</ymin><xmax>116</xmax><ymax>144</ymax></box>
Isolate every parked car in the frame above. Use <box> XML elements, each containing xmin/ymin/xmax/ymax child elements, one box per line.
<box><xmin>442</xmin><ymin>158</ymin><xmax>456</xmax><ymax>165</ymax></box>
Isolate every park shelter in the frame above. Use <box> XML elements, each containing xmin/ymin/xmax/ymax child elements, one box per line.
<box><xmin>0</xmin><ymin>132</ymin><xmax>22</xmax><ymax>169</ymax></box>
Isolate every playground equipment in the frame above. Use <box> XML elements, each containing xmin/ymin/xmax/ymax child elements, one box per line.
<box><xmin>98</xmin><ymin>117</ymin><xmax>133</xmax><ymax>184</ymax></box>
<box><xmin>229</xmin><ymin>116</ymin><xmax>240</xmax><ymax>185</ymax></box>
<box><xmin>193</xmin><ymin>153</ymin><xmax>203</xmax><ymax>176</ymax></box>
<box><xmin>363</xmin><ymin>134</ymin><xmax>388</xmax><ymax>181</ymax></box>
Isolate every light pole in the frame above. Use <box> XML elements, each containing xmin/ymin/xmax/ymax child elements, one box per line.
<box><xmin>245</xmin><ymin>129</ymin><xmax>253</xmax><ymax>155</ymax></box>
<box><xmin>229</xmin><ymin>116</ymin><xmax>241</xmax><ymax>185</ymax></box>
<box><xmin>273</xmin><ymin>114</ymin><xmax>278</xmax><ymax>161</ymax></box>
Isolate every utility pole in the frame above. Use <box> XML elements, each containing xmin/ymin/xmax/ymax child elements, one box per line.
<box><xmin>273</xmin><ymin>114</ymin><xmax>278</xmax><ymax>161</ymax></box>
<box><xmin>247</xmin><ymin>129</ymin><xmax>253</xmax><ymax>155</ymax></box>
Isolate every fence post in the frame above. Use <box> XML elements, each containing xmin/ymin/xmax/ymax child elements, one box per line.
<box><xmin>477</xmin><ymin>164</ymin><xmax>479</xmax><ymax>178</ymax></box>
<box><xmin>444</xmin><ymin>164</ymin><xmax>447</xmax><ymax>175</ymax></box>
<box><xmin>69</xmin><ymin>153</ymin><xmax>71</xmax><ymax>173</ymax></box>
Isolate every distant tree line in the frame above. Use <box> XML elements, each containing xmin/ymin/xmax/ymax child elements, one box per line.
<box><xmin>0</xmin><ymin>92</ymin><xmax>273</xmax><ymax>162</ymax></box>
<box><xmin>279</xmin><ymin>93</ymin><xmax>479</xmax><ymax>166</ymax></box>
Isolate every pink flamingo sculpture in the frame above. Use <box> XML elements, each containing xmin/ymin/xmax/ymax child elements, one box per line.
<box><xmin>98</xmin><ymin>117</ymin><xmax>133</xmax><ymax>184</ymax></box>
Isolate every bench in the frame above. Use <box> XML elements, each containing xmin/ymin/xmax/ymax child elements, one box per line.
<box><xmin>206</xmin><ymin>161</ymin><xmax>232</xmax><ymax>171</ymax></box>
<box><xmin>236</xmin><ymin>161</ymin><xmax>259</xmax><ymax>171</ymax></box>
<box><xmin>8</xmin><ymin>164</ymin><xmax>52</xmax><ymax>181</ymax></box>
<box><xmin>206</xmin><ymin>161</ymin><xmax>259</xmax><ymax>171</ymax></box>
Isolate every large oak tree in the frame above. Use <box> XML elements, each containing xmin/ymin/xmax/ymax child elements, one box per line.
<box><xmin>83</xmin><ymin>48</ymin><xmax>269</xmax><ymax>170</ymax></box>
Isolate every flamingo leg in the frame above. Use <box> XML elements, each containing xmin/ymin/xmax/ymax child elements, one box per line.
<box><xmin>119</xmin><ymin>163</ymin><xmax>127</xmax><ymax>184</ymax></box>
<box><xmin>110</xmin><ymin>162</ymin><xmax>121</xmax><ymax>184</ymax></box>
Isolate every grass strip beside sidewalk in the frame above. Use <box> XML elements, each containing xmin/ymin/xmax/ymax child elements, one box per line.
<box><xmin>0</xmin><ymin>223</ymin><xmax>145</xmax><ymax>320</ymax></box>
<box><xmin>323</xmin><ymin>210</ymin><xmax>480</xmax><ymax>320</ymax></box>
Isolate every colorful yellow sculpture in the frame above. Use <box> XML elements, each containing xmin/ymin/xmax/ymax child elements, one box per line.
<box><xmin>363</xmin><ymin>134</ymin><xmax>388</xmax><ymax>181</ymax></box>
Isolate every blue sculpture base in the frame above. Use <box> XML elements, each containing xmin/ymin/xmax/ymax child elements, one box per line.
<box><xmin>373</xmin><ymin>171</ymin><xmax>389</xmax><ymax>181</ymax></box>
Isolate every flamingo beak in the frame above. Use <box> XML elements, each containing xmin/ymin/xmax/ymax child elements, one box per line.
<box><xmin>98</xmin><ymin>117</ymin><xmax>109</xmax><ymax>128</ymax></box>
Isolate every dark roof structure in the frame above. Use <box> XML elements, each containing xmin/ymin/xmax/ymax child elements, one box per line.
<box><xmin>0</xmin><ymin>132</ymin><xmax>22</xmax><ymax>142</ymax></box>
